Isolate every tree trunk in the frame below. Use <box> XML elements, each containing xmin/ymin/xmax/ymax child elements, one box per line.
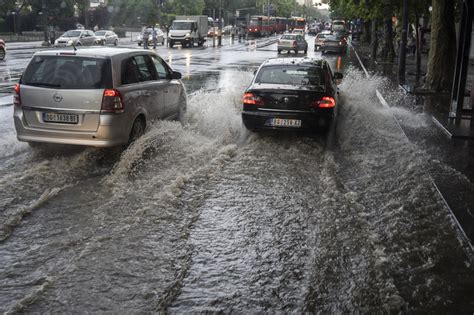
<box><xmin>415</xmin><ymin>12</ymin><xmax>422</xmax><ymax>84</ymax></box>
<box><xmin>370</xmin><ymin>19</ymin><xmax>378</xmax><ymax>62</ymax></box>
<box><xmin>362</xmin><ymin>21</ymin><xmax>371</xmax><ymax>44</ymax></box>
<box><xmin>424</xmin><ymin>0</ymin><xmax>456</xmax><ymax>91</ymax></box>
<box><xmin>381</xmin><ymin>3</ymin><xmax>395</xmax><ymax>63</ymax></box>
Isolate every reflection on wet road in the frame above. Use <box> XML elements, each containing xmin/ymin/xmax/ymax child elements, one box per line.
<box><xmin>0</xmin><ymin>36</ymin><xmax>472</xmax><ymax>313</ymax></box>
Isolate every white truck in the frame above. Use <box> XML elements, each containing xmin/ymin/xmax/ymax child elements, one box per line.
<box><xmin>168</xmin><ymin>15</ymin><xmax>208</xmax><ymax>48</ymax></box>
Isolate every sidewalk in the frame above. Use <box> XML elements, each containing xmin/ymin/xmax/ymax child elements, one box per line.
<box><xmin>350</xmin><ymin>39</ymin><xmax>474</xmax><ymax>248</ymax></box>
<box><xmin>6</xmin><ymin>41</ymin><xmax>44</xmax><ymax>50</ymax></box>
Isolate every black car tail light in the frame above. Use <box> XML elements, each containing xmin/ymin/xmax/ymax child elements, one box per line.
<box><xmin>13</xmin><ymin>83</ymin><xmax>21</xmax><ymax>107</ymax></box>
<box><xmin>243</xmin><ymin>92</ymin><xmax>264</xmax><ymax>106</ymax></box>
<box><xmin>101</xmin><ymin>89</ymin><xmax>124</xmax><ymax>113</ymax></box>
<box><xmin>311</xmin><ymin>96</ymin><xmax>336</xmax><ymax>108</ymax></box>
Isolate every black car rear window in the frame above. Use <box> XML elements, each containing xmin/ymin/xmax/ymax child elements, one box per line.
<box><xmin>21</xmin><ymin>55</ymin><xmax>113</xmax><ymax>89</ymax></box>
<box><xmin>255</xmin><ymin>65</ymin><xmax>324</xmax><ymax>86</ymax></box>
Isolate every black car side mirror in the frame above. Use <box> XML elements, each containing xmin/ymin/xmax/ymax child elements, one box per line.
<box><xmin>333</xmin><ymin>72</ymin><xmax>343</xmax><ymax>80</ymax></box>
<box><xmin>253</xmin><ymin>69</ymin><xmax>258</xmax><ymax>75</ymax></box>
<box><xmin>171</xmin><ymin>71</ymin><xmax>182</xmax><ymax>80</ymax></box>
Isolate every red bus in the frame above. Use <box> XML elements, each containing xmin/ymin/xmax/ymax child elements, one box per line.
<box><xmin>288</xmin><ymin>17</ymin><xmax>306</xmax><ymax>32</ymax></box>
<box><xmin>248</xmin><ymin>15</ymin><xmax>271</xmax><ymax>37</ymax></box>
<box><xmin>273</xmin><ymin>17</ymin><xmax>287</xmax><ymax>34</ymax></box>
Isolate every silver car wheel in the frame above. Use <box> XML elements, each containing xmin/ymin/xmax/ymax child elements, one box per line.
<box><xmin>178</xmin><ymin>93</ymin><xmax>187</xmax><ymax>124</ymax></box>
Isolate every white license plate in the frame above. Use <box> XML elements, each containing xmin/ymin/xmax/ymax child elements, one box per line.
<box><xmin>269</xmin><ymin>118</ymin><xmax>302</xmax><ymax>128</ymax></box>
<box><xmin>43</xmin><ymin>112</ymin><xmax>78</xmax><ymax>124</ymax></box>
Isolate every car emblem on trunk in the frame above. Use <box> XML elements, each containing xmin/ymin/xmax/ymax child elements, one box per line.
<box><xmin>53</xmin><ymin>93</ymin><xmax>63</xmax><ymax>102</ymax></box>
<box><xmin>283</xmin><ymin>97</ymin><xmax>289</xmax><ymax>103</ymax></box>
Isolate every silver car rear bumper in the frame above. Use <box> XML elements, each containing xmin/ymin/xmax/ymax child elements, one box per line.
<box><xmin>14</xmin><ymin>107</ymin><xmax>131</xmax><ymax>147</ymax></box>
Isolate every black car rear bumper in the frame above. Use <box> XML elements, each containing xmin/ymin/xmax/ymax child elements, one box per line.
<box><xmin>242</xmin><ymin>109</ymin><xmax>334</xmax><ymax>131</ymax></box>
<box><xmin>321</xmin><ymin>45</ymin><xmax>346</xmax><ymax>53</ymax></box>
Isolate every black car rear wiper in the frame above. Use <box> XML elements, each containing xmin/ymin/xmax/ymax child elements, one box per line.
<box><xmin>27</xmin><ymin>82</ymin><xmax>61</xmax><ymax>88</ymax></box>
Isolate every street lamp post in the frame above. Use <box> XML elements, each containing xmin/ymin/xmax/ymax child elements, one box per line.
<box><xmin>218</xmin><ymin>0</ymin><xmax>222</xmax><ymax>46</ymax></box>
<box><xmin>41</xmin><ymin>0</ymin><xmax>48</xmax><ymax>44</ymax></box>
<box><xmin>11</xmin><ymin>11</ymin><xmax>17</xmax><ymax>35</ymax></box>
<box><xmin>84</xmin><ymin>0</ymin><xmax>90</xmax><ymax>29</ymax></box>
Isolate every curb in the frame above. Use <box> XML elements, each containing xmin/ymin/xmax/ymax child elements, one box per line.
<box><xmin>350</xmin><ymin>42</ymin><xmax>474</xmax><ymax>251</ymax></box>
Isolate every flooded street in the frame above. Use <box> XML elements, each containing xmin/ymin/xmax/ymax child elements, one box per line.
<box><xmin>0</xmin><ymin>38</ymin><xmax>473</xmax><ymax>313</ymax></box>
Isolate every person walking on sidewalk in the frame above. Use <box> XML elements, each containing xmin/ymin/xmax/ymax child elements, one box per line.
<box><xmin>152</xmin><ymin>26</ymin><xmax>157</xmax><ymax>49</ymax></box>
<box><xmin>143</xmin><ymin>26</ymin><xmax>150</xmax><ymax>49</ymax></box>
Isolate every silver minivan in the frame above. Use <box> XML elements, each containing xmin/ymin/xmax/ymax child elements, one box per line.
<box><xmin>14</xmin><ymin>48</ymin><xmax>186</xmax><ymax>147</ymax></box>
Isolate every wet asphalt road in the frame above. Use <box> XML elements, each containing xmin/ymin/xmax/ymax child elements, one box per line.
<box><xmin>0</xmin><ymin>36</ymin><xmax>473</xmax><ymax>313</ymax></box>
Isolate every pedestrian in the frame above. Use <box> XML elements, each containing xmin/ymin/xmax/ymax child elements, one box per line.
<box><xmin>143</xmin><ymin>26</ymin><xmax>150</xmax><ymax>49</ymax></box>
<box><xmin>164</xmin><ymin>24</ymin><xmax>170</xmax><ymax>46</ymax></box>
<box><xmin>237</xmin><ymin>26</ymin><xmax>242</xmax><ymax>42</ymax></box>
<box><xmin>230</xmin><ymin>25</ymin><xmax>235</xmax><ymax>43</ymax></box>
<box><xmin>93</xmin><ymin>24</ymin><xmax>99</xmax><ymax>32</ymax></box>
<box><xmin>152</xmin><ymin>25</ymin><xmax>157</xmax><ymax>49</ymax></box>
<box><xmin>408</xmin><ymin>34</ymin><xmax>416</xmax><ymax>55</ymax></box>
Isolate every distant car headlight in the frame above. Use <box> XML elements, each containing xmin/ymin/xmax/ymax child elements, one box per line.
<box><xmin>185</xmin><ymin>33</ymin><xmax>191</xmax><ymax>37</ymax></box>
<box><xmin>67</xmin><ymin>40</ymin><xmax>74</xmax><ymax>45</ymax></box>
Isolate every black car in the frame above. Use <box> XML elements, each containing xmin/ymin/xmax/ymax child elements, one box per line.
<box><xmin>320</xmin><ymin>35</ymin><xmax>347</xmax><ymax>54</ymax></box>
<box><xmin>242</xmin><ymin>58</ymin><xmax>343</xmax><ymax>132</ymax></box>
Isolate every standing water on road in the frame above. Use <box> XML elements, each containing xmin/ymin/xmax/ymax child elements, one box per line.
<box><xmin>0</xmin><ymin>68</ymin><xmax>472</xmax><ymax>313</ymax></box>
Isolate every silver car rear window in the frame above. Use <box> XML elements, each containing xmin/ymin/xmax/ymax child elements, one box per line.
<box><xmin>256</xmin><ymin>65</ymin><xmax>324</xmax><ymax>87</ymax></box>
<box><xmin>22</xmin><ymin>56</ymin><xmax>113</xmax><ymax>89</ymax></box>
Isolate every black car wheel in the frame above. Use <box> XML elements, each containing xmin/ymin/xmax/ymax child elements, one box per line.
<box><xmin>324</xmin><ymin>118</ymin><xmax>337</xmax><ymax>149</ymax></box>
<box><xmin>114</xmin><ymin>39</ymin><xmax>118</xmax><ymax>46</ymax></box>
<box><xmin>129</xmin><ymin>116</ymin><xmax>146</xmax><ymax>144</ymax></box>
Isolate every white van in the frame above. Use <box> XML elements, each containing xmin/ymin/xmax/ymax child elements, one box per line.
<box><xmin>332</xmin><ymin>20</ymin><xmax>346</xmax><ymax>32</ymax></box>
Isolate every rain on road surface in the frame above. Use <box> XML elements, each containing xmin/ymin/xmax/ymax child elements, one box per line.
<box><xmin>0</xmin><ymin>37</ymin><xmax>473</xmax><ymax>313</ymax></box>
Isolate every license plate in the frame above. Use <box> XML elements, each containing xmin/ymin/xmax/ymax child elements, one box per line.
<box><xmin>42</xmin><ymin>112</ymin><xmax>78</xmax><ymax>124</ymax></box>
<box><xmin>268</xmin><ymin>118</ymin><xmax>302</xmax><ymax>128</ymax></box>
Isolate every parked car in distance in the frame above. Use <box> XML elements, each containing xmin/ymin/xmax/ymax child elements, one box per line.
<box><xmin>54</xmin><ymin>29</ymin><xmax>96</xmax><ymax>47</ymax></box>
<box><xmin>291</xmin><ymin>29</ymin><xmax>305</xmax><ymax>37</ymax></box>
<box><xmin>0</xmin><ymin>39</ymin><xmax>6</xmax><ymax>60</ymax></box>
<box><xmin>94</xmin><ymin>30</ymin><xmax>119</xmax><ymax>46</ymax></box>
<box><xmin>242</xmin><ymin>57</ymin><xmax>343</xmax><ymax>132</ymax></box>
<box><xmin>314</xmin><ymin>31</ymin><xmax>332</xmax><ymax>50</ymax></box>
<box><xmin>277</xmin><ymin>34</ymin><xmax>308</xmax><ymax>54</ymax></box>
<box><xmin>137</xmin><ymin>28</ymin><xmax>165</xmax><ymax>46</ymax></box>
<box><xmin>222</xmin><ymin>25</ymin><xmax>233</xmax><ymax>34</ymax></box>
<box><xmin>13</xmin><ymin>48</ymin><xmax>186</xmax><ymax>147</ymax></box>
<box><xmin>320</xmin><ymin>35</ymin><xmax>347</xmax><ymax>54</ymax></box>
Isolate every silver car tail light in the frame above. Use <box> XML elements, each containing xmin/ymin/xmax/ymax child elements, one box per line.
<box><xmin>14</xmin><ymin>83</ymin><xmax>21</xmax><ymax>107</ymax></box>
<box><xmin>101</xmin><ymin>89</ymin><xmax>124</xmax><ymax>113</ymax></box>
